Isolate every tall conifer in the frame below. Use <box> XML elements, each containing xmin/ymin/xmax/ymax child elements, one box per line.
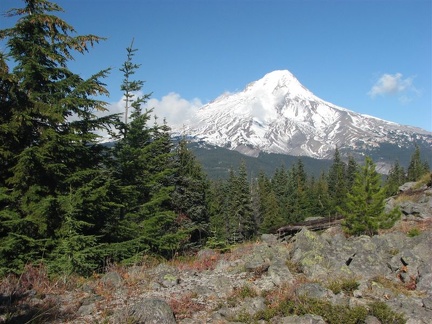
<box><xmin>328</xmin><ymin>148</ymin><xmax>347</xmax><ymax>215</ymax></box>
<box><xmin>0</xmin><ymin>0</ymin><xmax>117</xmax><ymax>274</ymax></box>
<box><xmin>339</xmin><ymin>157</ymin><xmax>400</xmax><ymax>236</ymax></box>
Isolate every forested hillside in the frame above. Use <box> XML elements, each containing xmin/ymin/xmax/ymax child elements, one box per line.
<box><xmin>0</xmin><ymin>0</ymin><xmax>430</xmax><ymax>278</ymax></box>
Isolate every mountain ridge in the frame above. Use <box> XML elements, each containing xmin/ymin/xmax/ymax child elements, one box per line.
<box><xmin>174</xmin><ymin>70</ymin><xmax>431</xmax><ymax>169</ymax></box>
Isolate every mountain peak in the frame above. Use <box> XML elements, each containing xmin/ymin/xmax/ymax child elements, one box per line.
<box><xmin>178</xmin><ymin>70</ymin><xmax>432</xmax><ymax>163</ymax></box>
<box><xmin>244</xmin><ymin>70</ymin><xmax>315</xmax><ymax>101</ymax></box>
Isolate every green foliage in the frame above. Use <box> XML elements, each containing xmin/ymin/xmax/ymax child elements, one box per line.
<box><xmin>254</xmin><ymin>296</ymin><xmax>369</xmax><ymax>323</ymax></box>
<box><xmin>340</xmin><ymin>157</ymin><xmax>401</xmax><ymax>236</ymax></box>
<box><xmin>252</xmin><ymin>295</ymin><xmax>406</xmax><ymax>324</ymax></box>
<box><xmin>407</xmin><ymin>228</ymin><xmax>421</xmax><ymax>237</ymax></box>
<box><xmin>328</xmin><ymin>148</ymin><xmax>348</xmax><ymax>215</ymax></box>
<box><xmin>369</xmin><ymin>301</ymin><xmax>406</xmax><ymax>324</ymax></box>
<box><xmin>0</xmin><ymin>0</ymin><xmax>118</xmax><ymax>275</ymax></box>
<box><xmin>407</xmin><ymin>145</ymin><xmax>430</xmax><ymax>182</ymax></box>
<box><xmin>326</xmin><ymin>278</ymin><xmax>359</xmax><ymax>295</ymax></box>
<box><xmin>385</xmin><ymin>160</ymin><xmax>406</xmax><ymax>196</ymax></box>
<box><xmin>171</xmin><ymin>139</ymin><xmax>210</xmax><ymax>248</ymax></box>
<box><xmin>0</xmin><ymin>0</ymin><xmax>414</xmax><ymax>278</ymax></box>
<box><xmin>228</xmin><ymin>284</ymin><xmax>258</xmax><ymax>305</ymax></box>
<box><xmin>259</xmin><ymin>190</ymin><xmax>285</xmax><ymax>233</ymax></box>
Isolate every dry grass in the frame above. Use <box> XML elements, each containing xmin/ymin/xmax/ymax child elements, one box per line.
<box><xmin>168</xmin><ymin>291</ymin><xmax>206</xmax><ymax>320</ymax></box>
<box><xmin>370</xmin><ymin>275</ymin><xmax>424</xmax><ymax>296</ymax></box>
<box><xmin>383</xmin><ymin>218</ymin><xmax>432</xmax><ymax>235</ymax></box>
<box><xmin>171</xmin><ymin>251</ymin><xmax>221</xmax><ymax>272</ymax></box>
<box><xmin>0</xmin><ymin>264</ymin><xmax>82</xmax><ymax>323</ymax></box>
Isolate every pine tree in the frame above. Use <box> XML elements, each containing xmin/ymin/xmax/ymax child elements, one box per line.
<box><xmin>339</xmin><ymin>157</ymin><xmax>400</xmax><ymax>236</ymax></box>
<box><xmin>226</xmin><ymin>162</ymin><xmax>254</xmax><ymax>243</ymax></box>
<box><xmin>385</xmin><ymin>161</ymin><xmax>406</xmax><ymax>196</ymax></box>
<box><xmin>328</xmin><ymin>148</ymin><xmax>347</xmax><ymax>215</ymax></box>
<box><xmin>119</xmin><ymin>39</ymin><xmax>151</xmax><ymax>130</ymax></box>
<box><xmin>138</xmin><ymin>119</ymin><xmax>183</xmax><ymax>257</ymax></box>
<box><xmin>208</xmin><ymin>179</ymin><xmax>230</xmax><ymax>246</ymax></box>
<box><xmin>171</xmin><ymin>138</ymin><xmax>210</xmax><ymax>249</ymax></box>
<box><xmin>286</xmin><ymin>159</ymin><xmax>310</xmax><ymax>222</ymax></box>
<box><xmin>407</xmin><ymin>145</ymin><xmax>429</xmax><ymax>182</ymax></box>
<box><xmin>0</xmin><ymin>0</ymin><xmax>117</xmax><ymax>275</ymax></box>
<box><xmin>271</xmin><ymin>165</ymin><xmax>290</xmax><ymax>222</ymax></box>
<box><xmin>346</xmin><ymin>156</ymin><xmax>359</xmax><ymax>193</ymax></box>
<box><xmin>308</xmin><ymin>171</ymin><xmax>331</xmax><ymax>218</ymax></box>
<box><xmin>259</xmin><ymin>190</ymin><xmax>284</xmax><ymax>233</ymax></box>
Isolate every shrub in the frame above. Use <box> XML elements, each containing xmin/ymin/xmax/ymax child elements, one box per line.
<box><xmin>369</xmin><ymin>301</ymin><xmax>406</xmax><ymax>324</ymax></box>
<box><xmin>327</xmin><ymin>278</ymin><xmax>359</xmax><ymax>295</ymax></box>
<box><xmin>407</xmin><ymin>228</ymin><xmax>421</xmax><ymax>237</ymax></box>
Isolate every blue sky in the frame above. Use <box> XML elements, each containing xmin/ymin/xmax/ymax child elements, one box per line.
<box><xmin>1</xmin><ymin>0</ymin><xmax>431</xmax><ymax>131</ymax></box>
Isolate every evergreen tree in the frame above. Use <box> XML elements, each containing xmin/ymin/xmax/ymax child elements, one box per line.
<box><xmin>339</xmin><ymin>157</ymin><xmax>400</xmax><ymax>236</ymax></box>
<box><xmin>171</xmin><ymin>138</ymin><xmax>210</xmax><ymax>249</ymax></box>
<box><xmin>0</xmin><ymin>0</ymin><xmax>117</xmax><ymax>275</ymax></box>
<box><xmin>271</xmin><ymin>165</ymin><xmax>290</xmax><ymax>222</ymax></box>
<box><xmin>207</xmin><ymin>179</ymin><xmax>230</xmax><ymax>246</ymax></box>
<box><xmin>346</xmin><ymin>156</ymin><xmax>359</xmax><ymax>193</ymax></box>
<box><xmin>286</xmin><ymin>159</ymin><xmax>309</xmax><ymax>222</ymax></box>
<box><xmin>385</xmin><ymin>161</ymin><xmax>406</xmax><ymax>196</ymax></box>
<box><xmin>227</xmin><ymin>162</ymin><xmax>254</xmax><ymax>242</ymax></box>
<box><xmin>328</xmin><ymin>148</ymin><xmax>347</xmax><ymax>215</ymax></box>
<box><xmin>259</xmin><ymin>190</ymin><xmax>284</xmax><ymax>233</ymax></box>
<box><xmin>308</xmin><ymin>171</ymin><xmax>331</xmax><ymax>218</ymax></box>
<box><xmin>407</xmin><ymin>145</ymin><xmax>429</xmax><ymax>182</ymax></box>
<box><xmin>119</xmin><ymin>38</ymin><xmax>151</xmax><ymax>130</ymax></box>
<box><xmin>253</xmin><ymin>171</ymin><xmax>273</xmax><ymax>231</ymax></box>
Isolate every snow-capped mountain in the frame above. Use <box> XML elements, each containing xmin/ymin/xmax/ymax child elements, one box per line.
<box><xmin>176</xmin><ymin>70</ymin><xmax>432</xmax><ymax>161</ymax></box>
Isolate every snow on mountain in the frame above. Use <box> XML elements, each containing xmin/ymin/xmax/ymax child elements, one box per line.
<box><xmin>175</xmin><ymin>70</ymin><xmax>432</xmax><ymax>159</ymax></box>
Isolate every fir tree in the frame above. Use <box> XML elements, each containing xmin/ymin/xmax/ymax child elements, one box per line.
<box><xmin>259</xmin><ymin>190</ymin><xmax>284</xmax><ymax>233</ymax></box>
<box><xmin>339</xmin><ymin>157</ymin><xmax>400</xmax><ymax>236</ymax></box>
<box><xmin>286</xmin><ymin>159</ymin><xmax>309</xmax><ymax>222</ymax></box>
<box><xmin>208</xmin><ymin>179</ymin><xmax>231</xmax><ymax>245</ymax></box>
<box><xmin>407</xmin><ymin>145</ymin><xmax>429</xmax><ymax>182</ymax></box>
<box><xmin>0</xmin><ymin>0</ymin><xmax>117</xmax><ymax>275</ymax></box>
<box><xmin>328</xmin><ymin>148</ymin><xmax>347</xmax><ymax>215</ymax></box>
<box><xmin>346</xmin><ymin>156</ymin><xmax>359</xmax><ymax>193</ymax></box>
<box><xmin>171</xmin><ymin>138</ymin><xmax>210</xmax><ymax>249</ymax></box>
<box><xmin>271</xmin><ymin>165</ymin><xmax>290</xmax><ymax>222</ymax></box>
<box><xmin>385</xmin><ymin>161</ymin><xmax>406</xmax><ymax>196</ymax></box>
<box><xmin>308</xmin><ymin>171</ymin><xmax>331</xmax><ymax>218</ymax></box>
<box><xmin>119</xmin><ymin>38</ymin><xmax>151</xmax><ymax>130</ymax></box>
<box><xmin>223</xmin><ymin>163</ymin><xmax>252</xmax><ymax>242</ymax></box>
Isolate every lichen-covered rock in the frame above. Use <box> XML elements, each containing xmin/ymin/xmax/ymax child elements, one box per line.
<box><xmin>270</xmin><ymin>314</ymin><xmax>326</xmax><ymax>323</ymax></box>
<box><xmin>295</xmin><ymin>283</ymin><xmax>335</xmax><ymax>300</ymax></box>
<box><xmin>267</xmin><ymin>258</ymin><xmax>295</xmax><ymax>286</ymax></box>
<box><xmin>151</xmin><ymin>263</ymin><xmax>180</xmax><ymax>288</ymax></box>
<box><xmin>122</xmin><ymin>298</ymin><xmax>176</xmax><ymax>324</ymax></box>
<box><xmin>100</xmin><ymin>271</ymin><xmax>123</xmax><ymax>288</ymax></box>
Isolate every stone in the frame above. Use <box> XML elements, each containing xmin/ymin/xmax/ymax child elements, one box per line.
<box><xmin>364</xmin><ymin>315</ymin><xmax>381</xmax><ymax>324</ymax></box>
<box><xmin>270</xmin><ymin>314</ymin><xmax>326</xmax><ymax>323</ymax></box>
<box><xmin>261</xmin><ymin>233</ymin><xmax>279</xmax><ymax>245</ymax></box>
<box><xmin>126</xmin><ymin>298</ymin><xmax>176</xmax><ymax>324</ymax></box>
<box><xmin>267</xmin><ymin>258</ymin><xmax>295</xmax><ymax>286</ymax></box>
<box><xmin>100</xmin><ymin>271</ymin><xmax>123</xmax><ymax>288</ymax></box>
<box><xmin>295</xmin><ymin>283</ymin><xmax>335</xmax><ymax>300</ymax></box>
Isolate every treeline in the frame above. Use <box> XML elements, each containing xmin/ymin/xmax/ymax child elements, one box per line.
<box><xmin>0</xmin><ymin>1</ymin><xmax>430</xmax><ymax>277</ymax></box>
<box><xmin>207</xmin><ymin>146</ymin><xmax>429</xmax><ymax>243</ymax></box>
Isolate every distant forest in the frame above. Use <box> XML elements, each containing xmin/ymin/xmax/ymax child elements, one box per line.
<box><xmin>0</xmin><ymin>0</ymin><xmax>430</xmax><ymax>277</ymax></box>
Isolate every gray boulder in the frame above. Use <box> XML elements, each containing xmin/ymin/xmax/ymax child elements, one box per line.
<box><xmin>270</xmin><ymin>314</ymin><xmax>326</xmax><ymax>323</ymax></box>
<box><xmin>123</xmin><ymin>298</ymin><xmax>176</xmax><ymax>324</ymax></box>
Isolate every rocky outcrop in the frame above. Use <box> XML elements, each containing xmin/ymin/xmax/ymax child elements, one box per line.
<box><xmin>3</xmin><ymin>182</ymin><xmax>431</xmax><ymax>323</ymax></box>
<box><xmin>385</xmin><ymin>181</ymin><xmax>432</xmax><ymax>221</ymax></box>
<box><xmin>46</xmin><ymin>225</ymin><xmax>429</xmax><ymax>324</ymax></box>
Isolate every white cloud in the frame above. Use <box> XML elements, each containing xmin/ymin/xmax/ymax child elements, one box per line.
<box><xmin>102</xmin><ymin>91</ymin><xmax>202</xmax><ymax>129</ymax></box>
<box><xmin>145</xmin><ymin>92</ymin><xmax>202</xmax><ymax>128</ymax></box>
<box><xmin>368</xmin><ymin>73</ymin><xmax>415</xmax><ymax>98</ymax></box>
